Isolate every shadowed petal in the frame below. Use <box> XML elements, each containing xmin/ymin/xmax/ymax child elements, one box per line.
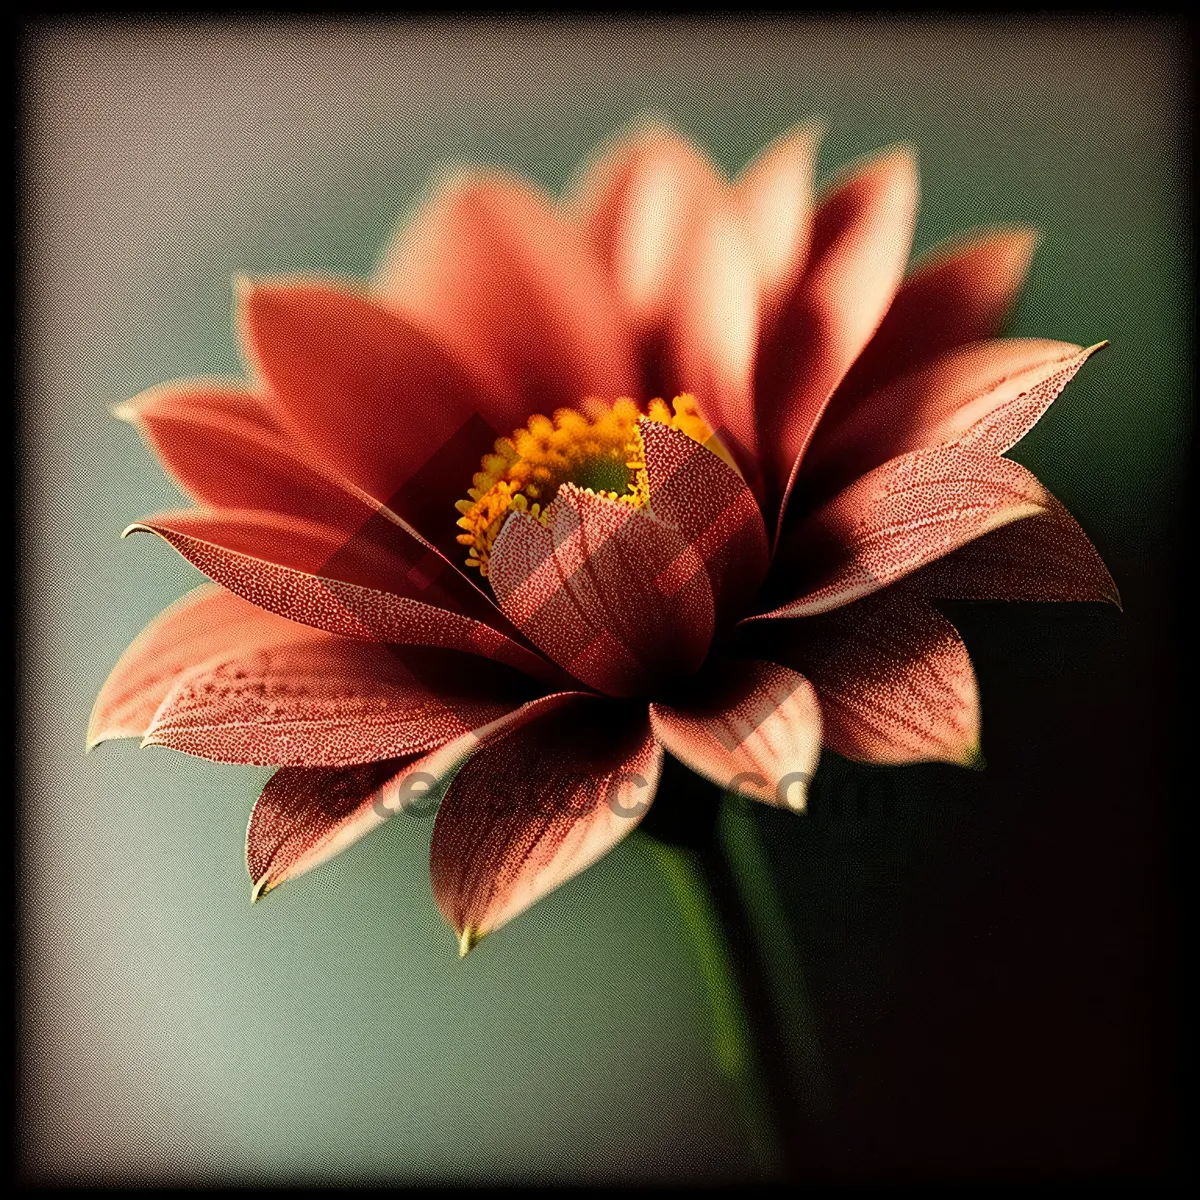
<box><xmin>756</xmin><ymin>147</ymin><xmax>919</xmax><ymax>526</ymax></box>
<box><xmin>430</xmin><ymin>695</ymin><xmax>662</xmax><ymax>951</ymax></box>
<box><xmin>733</xmin><ymin>121</ymin><xmax>823</xmax><ymax>310</ymax></box>
<box><xmin>88</xmin><ymin>584</ymin><xmax>311</xmax><ymax>750</ymax></box>
<box><xmin>115</xmin><ymin>381</ymin><xmax>376</xmax><ymax>530</ymax></box>
<box><xmin>910</xmin><ymin>500</ymin><xmax>1120</xmax><ymax>605</ymax></box>
<box><xmin>126</xmin><ymin>509</ymin><xmax>556</xmax><ymax>680</ymax></box>
<box><xmin>767</xmin><ymin>590</ymin><xmax>980</xmax><ymax>765</ymax></box>
<box><xmin>834</xmin><ymin>226</ymin><xmax>1039</xmax><ymax>406</ymax></box>
<box><xmin>488</xmin><ymin>485</ymin><xmax>715</xmax><ymax>697</ymax></box>
<box><xmin>246</xmin><ymin>692</ymin><xmax>582</xmax><ymax>901</ymax></box>
<box><xmin>799</xmin><ymin>340</ymin><xmax>1106</xmax><ymax>502</ymax></box>
<box><xmin>376</xmin><ymin>173</ymin><xmax>637</xmax><ymax>417</ymax></box>
<box><xmin>144</xmin><ymin>641</ymin><xmax>536</xmax><ymax>767</ymax></box>
<box><xmin>238</xmin><ymin>279</ymin><xmax>518</xmax><ymax>562</ymax></box>
<box><xmin>649</xmin><ymin>658</ymin><xmax>821</xmax><ymax>810</ymax></box>
<box><xmin>639</xmin><ymin>418</ymin><xmax>768</xmax><ymax>622</ymax></box>
<box><xmin>755</xmin><ymin>449</ymin><xmax>1055</xmax><ymax>619</ymax></box>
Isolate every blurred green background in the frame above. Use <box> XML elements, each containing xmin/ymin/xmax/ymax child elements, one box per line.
<box><xmin>19</xmin><ymin>17</ymin><xmax>1188</xmax><ymax>1182</ymax></box>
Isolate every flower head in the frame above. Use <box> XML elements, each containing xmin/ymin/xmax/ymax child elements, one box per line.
<box><xmin>90</xmin><ymin>123</ymin><xmax>1117</xmax><ymax>953</ymax></box>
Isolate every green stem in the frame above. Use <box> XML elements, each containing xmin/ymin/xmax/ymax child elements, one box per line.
<box><xmin>718</xmin><ymin>798</ymin><xmax>830</xmax><ymax>1119</ymax></box>
<box><xmin>644</xmin><ymin>837</ymin><xmax>784</xmax><ymax>1180</ymax></box>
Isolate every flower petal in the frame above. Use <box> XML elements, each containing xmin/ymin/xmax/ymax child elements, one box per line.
<box><xmin>488</xmin><ymin>485</ymin><xmax>715</xmax><ymax>697</ymax></box>
<box><xmin>237</xmin><ymin>279</ymin><xmax>514</xmax><ymax>562</ymax></box>
<box><xmin>566</xmin><ymin>123</ymin><xmax>724</xmax><ymax>331</ymax></box>
<box><xmin>564</xmin><ymin>126</ymin><xmax>766</xmax><ymax>472</ymax></box>
<box><xmin>429</xmin><ymin>695</ymin><xmax>662</xmax><ymax>951</ymax></box>
<box><xmin>88</xmin><ymin>584</ymin><xmax>310</xmax><ymax>750</ymax></box>
<box><xmin>756</xmin><ymin>147</ymin><xmax>919</xmax><ymax>524</ymax></box>
<box><xmin>639</xmin><ymin>418</ymin><xmax>768</xmax><ymax>622</ymax></box>
<box><xmin>910</xmin><ymin>500</ymin><xmax>1120</xmax><ymax>605</ymax></box>
<box><xmin>756</xmin><ymin>449</ymin><xmax>1056</xmax><ymax>619</ymax></box>
<box><xmin>247</xmin><ymin>692</ymin><xmax>584</xmax><ymax>901</ymax></box>
<box><xmin>767</xmin><ymin>590</ymin><xmax>980</xmax><ymax>765</ymax></box>
<box><xmin>798</xmin><ymin>339</ymin><xmax>1106</xmax><ymax>502</ymax></box>
<box><xmin>649</xmin><ymin>658</ymin><xmax>821</xmax><ymax>810</ymax></box>
<box><xmin>144</xmin><ymin>640</ymin><xmax>536</xmax><ymax>767</ymax></box>
<box><xmin>115</xmin><ymin>381</ymin><xmax>376</xmax><ymax>530</ymax></box>
<box><xmin>126</xmin><ymin>509</ymin><xmax>556</xmax><ymax>679</ymax></box>
<box><xmin>732</xmin><ymin>121</ymin><xmax>823</xmax><ymax>310</ymax></box>
<box><xmin>659</xmin><ymin>198</ymin><xmax>763</xmax><ymax>484</ymax></box>
<box><xmin>834</xmin><ymin>226</ymin><xmax>1039</xmax><ymax>406</ymax></box>
<box><xmin>376</xmin><ymin>172</ymin><xmax>637</xmax><ymax>417</ymax></box>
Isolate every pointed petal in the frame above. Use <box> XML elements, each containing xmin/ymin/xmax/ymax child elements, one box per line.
<box><xmin>639</xmin><ymin>418</ymin><xmax>768</xmax><ymax>621</ymax></box>
<box><xmin>799</xmin><ymin>340</ymin><xmax>1106</xmax><ymax>501</ymax></box>
<box><xmin>247</xmin><ymin>692</ymin><xmax>584</xmax><ymax>900</ymax></box>
<box><xmin>113</xmin><ymin>378</ymin><xmax>279</xmax><ymax>432</ymax></box>
<box><xmin>755</xmin><ymin>449</ymin><xmax>1055</xmax><ymax>619</ymax></box>
<box><xmin>144</xmin><ymin>640</ymin><xmax>535</xmax><ymax>767</ymax></box>
<box><xmin>768</xmin><ymin>590</ymin><xmax>980</xmax><ymax>765</ymax></box>
<box><xmin>756</xmin><ymin>147</ymin><xmax>919</xmax><ymax>523</ymax></box>
<box><xmin>733</xmin><ymin>121</ymin><xmax>823</xmax><ymax>309</ymax></box>
<box><xmin>649</xmin><ymin>658</ymin><xmax>821</xmax><ymax>810</ymax></box>
<box><xmin>565</xmin><ymin>123</ymin><xmax>724</xmax><ymax>329</ymax></box>
<box><xmin>488</xmin><ymin>485</ymin><xmax>715</xmax><ymax>697</ymax></box>
<box><xmin>125</xmin><ymin>509</ymin><xmax>556</xmax><ymax>679</ymax></box>
<box><xmin>115</xmin><ymin>381</ymin><xmax>376</xmax><ymax>529</ymax></box>
<box><xmin>237</xmin><ymin>279</ymin><xmax>520</xmax><ymax>562</ymax></box>
<box><xmin>376</xmin><ymin>172</ymin><xmax>637</xmax><ymax>417</ymax></box>
<box><xmin>659</xmin><ymin>198</ymin><xmax>763</xmax><ymax>480</ymax></box>
<box><xmin>563</xmin><ymin>126</ymin><xmax>765</xmax><ymax>469</ymax></box>
<box><xmin>911</xmin><ymin>498</ymin><xmax>1120</xmax><ymax>605</ymax></box>
<box><xmin>430</xmin><ymin>695</ymin><xmax>662</xmax><ymax>947</ymax></box>
<box><xmin>835</xmin><ymin>226</ymin><xmax>1040</xmax><ymax>405</ymax></box>
<box><xmin>88</xmin><ymin>584</ymin><xmax>310</xmax><ymax>750</ymax></box>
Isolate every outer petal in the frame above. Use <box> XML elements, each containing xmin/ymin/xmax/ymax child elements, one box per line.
<box><xmin>115</xmin><ymin>381</ymin><xmax>375</xmax><ymax>530</ymax></box>
<box><xmin>756</xmin><ymin>148</ymin><xmax>919</xmax><ymax>525</ymax></box>
<box><xmin>143</xmin><ymin>640</ymin><xmax>535</xmax><ymax>767</ymax></box>
<box><xmin>834</xmin><ymin>227</ymin><xmax>1039</xmax><ymax>406</ymax></box>
<box><xmin>755</xmin><ymin>449</ymin><xmax>1056</xmax><ymax>619</ymax></box>
<box><xmin>88</xmin><ymin>584</ymin><xmax>311</xmax><ymax>750</ymax></box>
<box><xmin>732</xmin><ymin>121</ymin><xmax>823</xmax><ymax>311</ymax></box>
<box><xmin>639</xmin><ymin>418</ymin><xmax>769</xmax><ymax>622</ymax></box>
<box><xmin>798</xmin><ymin>339</ymin><xmax>1106</xmax><ymax>502</ymax></box>
<box><xmin>237</xmin><ymin>279</ymin><xmax>519</xmax><ymax>566</ymax></box>
<box><xmin>488</xmin><ymin>485</ymin><xmax>715</xmax><ymax>697</ymax></box>
<box><xmin>375</xmin><ymin>173</ymin><xmax>638</xmax><ymax>417</ymax></box>
<box><xmin>126</xmin><ymin>509</ymin><xmax>556</xmax><ymax>680</ymax></box>
<box><xmin>429</xmin><ymin>694</ymin><xmax>662</xmax><ymax>952</ymax></box>
<box><xmin>767</xmin><ymin>590</ymin><xmax>980</xmax><ymax>765</ymax></box>
<box><xmin>649</xmin><ymin>658</ymin><xmax>821</xmax><ymax>810</ymax></box>
<box><xmin>910</xmin><ymin>501</ymin><xmax>1120</xmax><ymax>605</ymax></box>
<box><xmin>246</xmin><ymin>692</ymin><xmax>583</xmax><ymax>901</ymax></box>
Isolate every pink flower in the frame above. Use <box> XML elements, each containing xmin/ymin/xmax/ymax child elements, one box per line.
<box><xmin>90</xmin><ymin>123</ymin><xmax>1117</xmax><ymax>954</ymax></box>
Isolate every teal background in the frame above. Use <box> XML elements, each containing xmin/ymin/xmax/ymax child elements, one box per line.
<box><xmin>19</xmin><ymin>18</ymin><xmax>1188</xmax><ymax>1182</ymax></box>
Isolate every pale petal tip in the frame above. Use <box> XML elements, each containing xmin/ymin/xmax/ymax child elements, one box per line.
<box><xmin>457</xmin><ymin>925</ymin><xmax>482</xmax><ymax>958</ymax></box>
<box><xmin>250</xmin><ymin>875</ymin><xmax>277</xmax><ymax>904</ymax></box>
<box><xmin>110</xmin><ymin>401</ymin><xmax>138</xmax><ymax>424</ymax></box>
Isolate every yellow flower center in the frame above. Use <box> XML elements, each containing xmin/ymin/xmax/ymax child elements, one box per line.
<box><xmin>455</xmin><ymin>394</ymin><xmax>716</xmax><ymax>576</ymax></box>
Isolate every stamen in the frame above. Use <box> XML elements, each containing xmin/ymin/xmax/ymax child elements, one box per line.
<box><xmin>455</xmin><ymin>394</ymin><xmax>715</xmax><ymax>575</ymax></box>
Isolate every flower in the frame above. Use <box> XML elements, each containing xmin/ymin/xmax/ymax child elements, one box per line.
<box><xmin>89</xmin><ymin>123</ymin><xmax>1118</xmax><ymax>955</ymax></box>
